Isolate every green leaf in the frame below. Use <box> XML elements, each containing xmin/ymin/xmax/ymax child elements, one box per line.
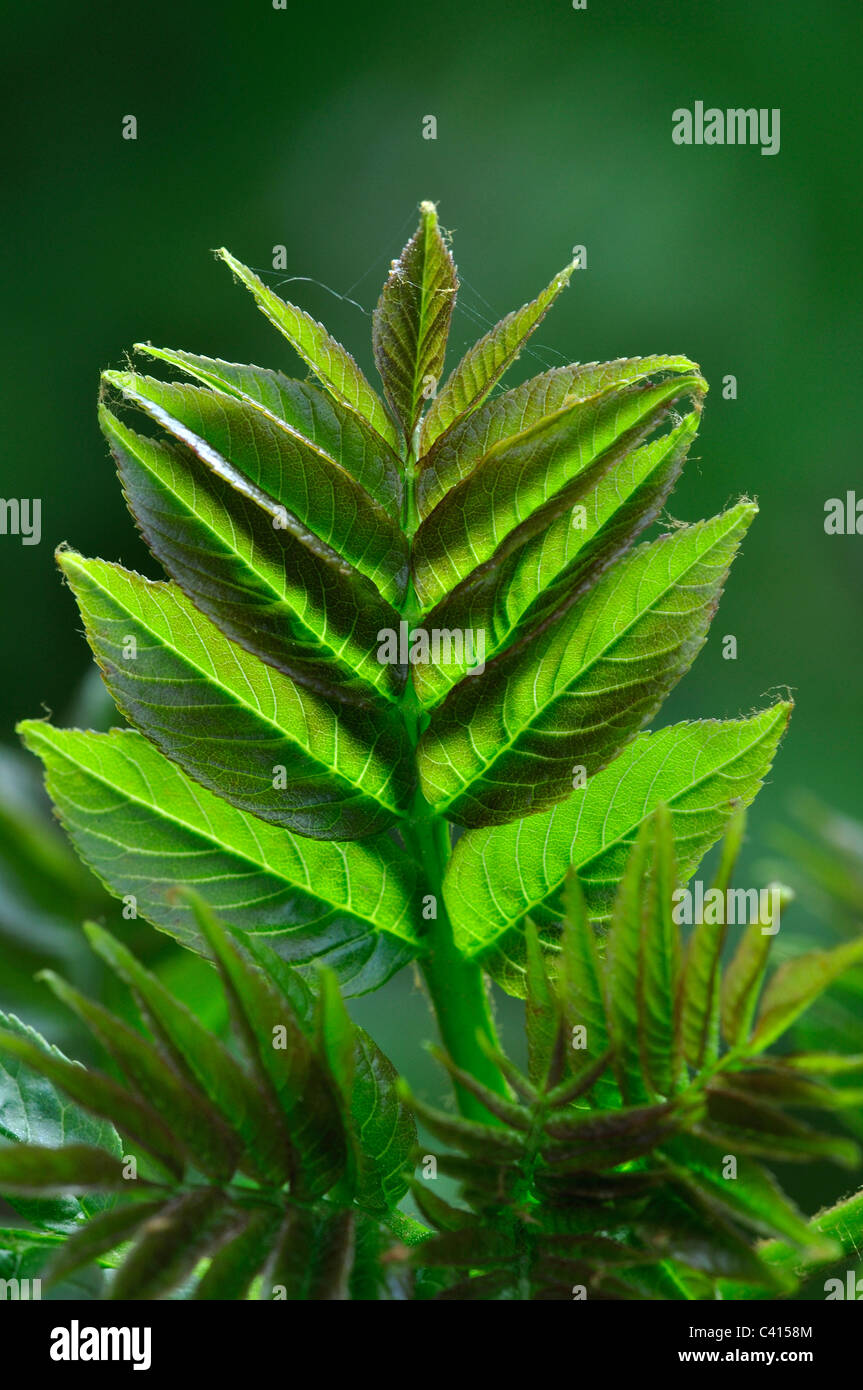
<box><xmin>403</xmin><ymin>1088</ymin><xmax>526</xmax><ymax>1161</ymax></box>
<box><xmin>36</xmin><ymin>970</ymin><xmax>241</xmax><ymax>1182</ymax></box>
<box><xmin>46</xmin><ymin>1200</ymin><xmax>167</xmax><ymax>1286</ymax></box>
<box><xmin>0</xmin><ymin>1011</ymin><xmax>122</xmax><ymax>1231</ymax></box>
<box><xmin>193</xmin><ymin>1207</ymin><xmax>281</xmax><ymax>1300</ymax></box>
<box><xmin>412</xmin><ymin>372</ymin><xmax>706</xmax><ymax>610</ymax></box>
<box><xmin>217</xmin><ymin>248</ymin><xmax>398</xmax><ymax>451</ymax></box>
<box><xmin>558</xmin><ymin>872</ymin><xmax>611</xmax><ymax>1072</ymax></box>
<box><xmin>237</xmin><ymin>933</ymin><xmax>315</xmax><ymax>1027</ymax></box>
<box><xmin>721</xmin><ymin>914</ymin><xmax>779</xmax><ymax>1048</ymax></box>
<box><xmin>443</xmin><ymin>704</ymin><xmax>791</xmax><ymax>980</ymax></box>
<box><xmin>739</xmin><ymin>1184</ymin><xmax>863</xmax><ymax>1296</ymax></box>
<box><xmin>0</xmin><ymin>1226</ymin><xmax>106</xmax><ymax>1299</ymax></box>
<box><xmin>749</xmin><ymin>938</ymin><xmax>863</xmax><ymax>1052</ymax></box>
<box><xmin>409</xmin><ymin>1181</ymin><xmax>477</xmax><ymax>1232</ymax></box>
<box><xmin>109</xmin><ymin>1187</ymin><xmax>226</xmax><ymax>1300</ymax></box>
<box><xmin>351</xmin><ymin>1027</ymin><xmax>416</xmax><ymax>1212</ymax></box>
<box><xmin>83</xmin><ymin>924</ymin><xmax>289</xmax><ymax>1185</ymax></box>
<box><xmin>188</xmin><ymin>894</ymin><xmax>347</xmax><ymax>1199</ymax></box>
<box><xmin>603</xmin><ymin>821</ymin><xmax>653</xmax><ymax>1104</ymax></box>
<box><xmin>315</xmin><ymin>969</ymin><xmax>355</xmax><ymax>1106</ymax></box>
<box><xmin>703</xmin><ymin>1084</ymin><xmax>860</xmax><ymax>1167</ymax></box>
<box><xmin>372</xmin><ymin>201</ymin><xmax>457</xmax><ymax>442</ymax></box>
<box><xmin>419</xmin><ymin>258</ymin><xmax>575</xmax><ymax>452</ymax></box>
<box><xmin>135</xmin><ymin>345</ymin><xmax>403</xmax><ymax>515</ymax></box>
<box><xmin>543</xmin><ymin>1096</ymin><xmax>700</xmax><ymax>1168</ymax></box>
<box><xmin>737</xmin><ymin>1063</ymin><xmax>863</xmax><ymax>1107</ymax></box>
<box><xmin>60</xmin><ymin>551</ymin><xmax>413</xmax><ymax>840</ymax></box>
<box><xmin>100</xmin><ymin>405</ymin><xmax>405</xmax><ymax>707</ymax></box>
<box><xmin>0</xmin><ymin>1144</ymin><xmax>131</xmax><ymax>1194</ymax></box>
<box><xmin>18</xmin><ymin>722</ymin><xmax>420</xmax><ymax>995</ymax></box>
<box><xmin>427</xmin><ymin>1045</ymin><xmax>531</xmax><ymax>1130</ymax></box>
<box><xmin>662</xmin><ymin>1132</ymin><xmax>839</xmax><ymax>1255</ymax></box>
<box><xmin>412</xmin><ymin>1226</ymin><xmax>517</xmax><ymax>1270</ymax></box>
<box><xmin>263</xmin><ymin>1205</ymin><xmax>356</xmax><ymax>1300</ymax></box>
<box><xmin>636</xmin><ymin>1189</ymin><xmax>792</xmax><ymax>1289</ymax></box>
<box><xmin>418</xmin><ymin>355</ymin><xmax>704</xmax><ymax>516</ymax></box>
<box><xmin>524</xmin><ymin>919</ymin><xmax>560</xmax><ymax>1086</ymax></box>
<box><xmin>413</xmin><ymin>414</ymin><xmax>699</xmax><ymax>708</ymax></box>
<box><xmin>0</xmin><ymin>1029</ymin><xmax>186</xmax><ymax>1180</ymax></box>
<box><xmin>782</xmin><ymin>1052</ymin><xmax>863</xmax><ymax>1075</ymax></box>
<box><xmin>419</xmin><ymin>504</ymin><xmax>755</xmax><ymax>827</ymax></box>
<box><xmin>677</xmin><ymin>805</ymin><xmax>746</xmax><ymax>1074</ymax></box>
<box><xmin>313</xmin><ymin>969</ymin><xmax>358</xmax><ymax>1198</ymax></box>
<box><xmin>104</xmin><ymin>371</ymin><xmax>408</xmax><ymax>605</ymax></box>
<box><xmin>640</xmin><ymin>805</ymin><xmax>680</xmax><ymax>1098</ymax></box>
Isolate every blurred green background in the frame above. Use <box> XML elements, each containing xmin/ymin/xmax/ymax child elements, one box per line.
<box><xmin>2</xmin><ymin>0</ymin><xmax>861</xmax><ymax>1218</ymax></box>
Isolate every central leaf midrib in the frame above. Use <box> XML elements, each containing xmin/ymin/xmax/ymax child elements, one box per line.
<box><xmin>409</xmin><ymin>224</ymin><xmax>439</xmax><ymax>429</ymax></box>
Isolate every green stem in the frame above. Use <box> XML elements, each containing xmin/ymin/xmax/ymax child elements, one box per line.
<box><xmin>398</xmin><ymin>432</ymin><xmax>507</xmax><ymax>1122</ymax></box>
<box><xmin>394</xmin><ymin>428</ymin><xmax>505</xmax><ymax>1112</ymax></box>
<box><xmin>403</xmin><ymin>797</ymin><xmax>508</xmax><ymax>1122</ymax></box>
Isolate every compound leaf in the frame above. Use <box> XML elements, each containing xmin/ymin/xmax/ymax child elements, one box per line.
<box><xmin>189</xmin><ymin>894</ymin><xmax>347</xmax><ymax>1199</ymax></box>
<box><xmin>82</xmin><ymin>923</ymin><xmax>289</xmax><ymax>1185</ymax></box>
<box><xmin>36</xmin><ymin>969</ymin><xmax>241</xmax><ymax>1183</ymax></box>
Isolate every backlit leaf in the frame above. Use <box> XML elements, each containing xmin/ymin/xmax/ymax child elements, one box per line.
<box><xmin>419</xmin><ymin>258</ymin><xmax>575</xmax><ymax>452</ymax></box>
<box><xmin>18</xmin><ymin>722</ymin><xmax>421</xmax><ymax>995</ymax></box>
<box><xmin>413</xmin><ymin>414</ymin><xmax>699</xmax><ymax>707</ymax></box>
<box><xmin>101</xmin><ymin>405</ymin><xmax>404</xmax><ymax>706</ymax></box>
<box><xmin>104</xmin><ymin>370</ymin><xmax>408</xmax><ymax>605</ymax></box>
<box><xmin>217</xmin><ymin>248</ymin><xmax>398</xmax><ymax>451</ymax></box>
<box><xmin>412</xmin><ymin>373</ymin><xmax>706</xmax><ymax>610</ymax></box>
<box><xmin>372</xmin><ymin>202</ymin><xmax>457</xmax><ymax>442</ymax></box>
<box><xmin>443</xmin><ymin>704</ymin><xmax>791</xmax><ymax>981</ymax></box>
<box><xmin>61</xmin><ymin>552</ymin><xmax>413</xmax><ymax>840</ymax></box>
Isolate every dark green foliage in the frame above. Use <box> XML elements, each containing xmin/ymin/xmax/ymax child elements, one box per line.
<box><xmin>2</xmin><ymin>818</ymin><xmax>863</xmax><ymax>1298</ymax></box>
<box><xmin>401</xmin><ymin>811</ymin><xmax>863</xmax><ymax>1300</ymax></box>
<box><xmin>0</xmin><ymin>901</ymin><xmax>416</xmax><ymax>1299</ymax></box>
